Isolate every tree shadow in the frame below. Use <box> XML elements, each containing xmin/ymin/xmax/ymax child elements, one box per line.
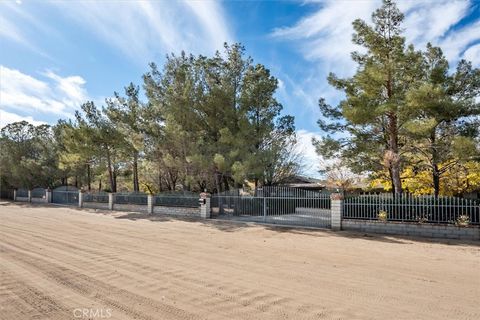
<box><xmin>112</xmin><ymin>211</ymin><xmax>480</xmax><ymax>246</ymax></box>
<box><xmin>3</xmin><ymin>201</ymin><xmax>479</xmax><ymax>247</ymax></box>
<box><xmin>114</xmin><ymin>211</ymin><xmax>254</xmax><ymax>232</ymax></box>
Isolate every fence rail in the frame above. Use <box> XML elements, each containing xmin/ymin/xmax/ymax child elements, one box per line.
<box><xmin>0</xmin><ymin>189</ymin><xmax>14</xmax><ymax>199</ymax></box>
<box><xmin>84</xmin><ymin>192</ymin><xmax>109</xmax><ymax>203</ymax></box>
<box><xmin>52</xmin><ymin>190</ymin><xmax>79</xmax><ymax>204</ymax></box>
<box><xmin>114</xmin><ymin>193</ymin><xmax>148</xmax><ymax>205</ymax></box>
<box><xmin>343</xmin><ymin>194</ymin><xmax>480</xmax><ymax>225</ymax></box>
<box><xmin>154</xmin><ymin>195</ymin><xmax>199</xmax><ymax>208</ymax></box>
<box><xmin>31</xmin><ymin>188</ymin><xmax>46</xmax><ymax>198</ymax></box>
<box><xmin>212</xmin><ymin>188</ymin><xmax>332</xmax><ymax>228</ymax></box>
<box><xmin>16</xmin><ymin>189</ymin><xmax>29</xmax><ymax>197</ymax></box>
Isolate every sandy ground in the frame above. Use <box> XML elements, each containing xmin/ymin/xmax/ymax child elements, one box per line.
<box><xmin>0</xmin><ymin>202</ymin><xmax>479</xmax><ymax>320</ymax></box>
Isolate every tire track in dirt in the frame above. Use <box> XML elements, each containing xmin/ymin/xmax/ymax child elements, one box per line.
<box><xmin>1</xmin><ymin>205</ymin><xmax>479</xmax><ymax>320</ymax></box>
<box><xmin>1</xmin><ymin>220</ymin><xmax>365</xmax><ymax>307</ymax></box>
<box><xmin>0</xmin><ymin>232</ymin><xmax>326</xmax><ymax>319</ymax></box>
<box><xmin>0</xmin><ymin>243</ymin><xmax>201</xmax><ymax>320</ymax></box>
<box><xmin>0</xmin><ymin>220</ymin><xmax>340</xmax><ymax>311</ymax></box>
<box><xmin>0</xmin><ymin>268</ymin><xmax>71</xmax><ymax>320</ymax></box>
<box><xmin>0</xmin><ymin>214</ymin><xmax>466</xmax><ymax>319</ymax></box>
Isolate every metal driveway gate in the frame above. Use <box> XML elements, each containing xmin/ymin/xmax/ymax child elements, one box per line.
<box><xmin>52</xmin><ymin>186</ymin><xmax>79</xmax><ymax>205</ymax></box>
<box><xmin>212</xmin><ymin>187</ymin><xmax>332</xmax><ymax>228</ymax></box>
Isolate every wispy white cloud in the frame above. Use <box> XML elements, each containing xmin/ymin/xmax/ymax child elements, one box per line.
<box><xmin>463</xmin><ymin>43</ymin><xmax>480</xmax><ymax>67</ymax></box>
<box><xmin>184</xmin><ymin>0</ymin><xmax>232</xmax><ymax>51</ymax></box>
<box><xmin>272</xmin><ymin>0</ymin><xmax>377</xmax><ymax>76</ymax></box>
<box><xmin>0</xmin><ymin>13</ymin><xmax>25</xmax><ymax>44</ymax></box>
<box><xmin>295</xmin><ymin>129</ymin><xmax>324</xmax><ymax>177</ymax></box>
<box><xmin>400</xmin><ymin>0</ymin><xmax>470</xmax><ymax>50</ymax></box>
<box><xmin>273</xmin><ymin>0</ymin><xmax>479</xmax><ymax>177</ymax></box>
<box><xmin>0</xmin><ymin>1</ymin><xmax>55</xmax><ymax>57</ymax></box>
<box><xmin>272</xmin><ymin>0</ymin><xmax>480</xmax><ymax>117</ymax></box>
<box><xmin>0</xmin><ymin>109</ymin><xmax>45</xmax><ymax>128</ymax></box>
<box><xmin>273</xmin><ymin>0</ymin><xmax>477</xmax><ymax>67</ymax></box>
<box><xmin>437</xmin><ymin>20</ymin><xmax>480</xmax><ymax>64</ymax></box>
<box><xmin>0</xmin><ymin>65</ymin><xmax>88</xmax><ymax>118</ymax></box>
<box><xmin>47</xmin><ymin>0</ymin><xmax>233</xmax><ymax>62</ymax></box>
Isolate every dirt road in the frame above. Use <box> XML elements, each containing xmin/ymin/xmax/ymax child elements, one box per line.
<box><xmin>0</xmin><ymin>202</ymin><xmax>479</xmax><ymax>320</ymax></box>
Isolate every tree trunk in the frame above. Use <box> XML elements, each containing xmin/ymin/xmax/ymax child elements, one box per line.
<box><xmin>214</xmin><ymin>171</ymin><xmax>220</xmax><ymax>193</ymax></box>
<box><xmin>106</xmin><ymin>149</ymin><xmax>115</xmax><ymax>192</ymax></box>
<box><xmin>388</xmin><ymin>167</ymin><xmax>395</xmax><ymax>196</ymax></box>
<box><xmin>387</xmin><ymin>113</ymin><xmax>402</xmax><ymax>195</ymax></box>
<box><xmin>87</xmin><ymin>164</ymin><xmax>91</xmax><ymax>191</ymax></box>
<box><xmin>430</xmin><ymin>131</ymin><xmax>440</xmax><ymax>198</ymax></box>
<box><xmin>133</xmin><ymin>152</ymin><xmax>139</xmax><ymax>192</ymax></box>
<box><xmin>223</xmin><ymin>175</ymin><xmax>230</xmax><ymax>191</ymax></box>
<box><xmin>113</xmin><ymin>169</ymin><xmax>117</xmax><ymax>193</ymax></box>
<box><xmin>432</xmin><ymin>164</ymin><xmax>440</xmax><ymax>198</ymax></box>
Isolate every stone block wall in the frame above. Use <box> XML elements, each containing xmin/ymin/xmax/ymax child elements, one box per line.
<box><xmin>83</xmin><ymin>202</ymin><xmax>109</xmax><ymax>210</ymax></box>
<box><xmin>342</xmin><ymin>220</ymin><xmax>480</xmax><ymax>240</ymax></box>
<box><xmin>153</xmin><ymin>206</ymin><xmax>199</xmax><ymax>216</ymax></box>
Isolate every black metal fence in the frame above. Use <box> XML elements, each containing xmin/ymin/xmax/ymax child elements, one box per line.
<box><xmin>211</xmin><ymin>187</ymin><xmax>332</xmax><ymax>228</ymax></box>
<box><xmin>83</xmin><ymin>192</ymin><xmax>109</xmax><ymax>203</ymax></box>
<box><xmin>0</xmin><ymin>189</ymin><xmax>14</xmax><ymax>199</ymax></box>
<box><xmin>31</xmin><ymin>188</ymin><xmax>46</xmax><ymax>198</ymax></box>
<box><xmin>16</xmin><ymin>188</ymin><xmax>28</xmax><ymax>197</ymax></box>
<box><xmin>154</xmin><ymin>192</ymin><xmax>199</xmax><ymax>208</ymax></box>
<box><xmin>52</xmin><ymin>191</ymin><xmax>78</xmax><ymax>204</ymax></box>
<box><xmin>343</xmin><ymin>194</ymin><xmax>480</xmax><ymax>225</ymax></box>
<box><xmin>114</xmin><ymin>193</ymin><xmax>148</xmax><ymax>205</ymax></box>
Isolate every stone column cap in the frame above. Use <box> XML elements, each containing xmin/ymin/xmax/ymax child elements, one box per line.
<box><xmin>330</xmin><ymin>193</ymin><xmax>345</xmax><ymax>200</ymax></box>
<box><xmin>200</xmin><ymin>192</ymin><xmax>211</xmax><ymax>198</ymax></box>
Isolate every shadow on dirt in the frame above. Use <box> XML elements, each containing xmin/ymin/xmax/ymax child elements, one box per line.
<box><xmin>2</xmin><ymin>200</ymin><xmax>479</xmax><ymax>247</ymax></box>
<box><xmin>111</xmin><ymin>210</ymin><xmax>480</xmax><ymax>247</ymax></box>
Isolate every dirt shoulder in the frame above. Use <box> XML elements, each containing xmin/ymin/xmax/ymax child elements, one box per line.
<box><xmin>1</xmin><ymin>203</ymin><xmax>479</xmax><ymax>320</ymax></box>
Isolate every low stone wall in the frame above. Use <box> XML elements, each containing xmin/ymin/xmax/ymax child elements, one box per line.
<box><xmin>31</xmin><ymin>197</ymin><xmax>46</xmax><ymax>203</ymax></box>
<box><xmin>113</xmin><ymin>203</ymin><xmax>148</xmax><ymax>213</ymax></box>
<box><xmin>153</xmin><ymin>206</ymin><xmax>199</xmax><ymax>217</ymax></box>
<box><xmin>83</xmin><ymin>202</ymin><xmax>109</xmax><ymax>210</ymax></box>
<box><xmin>342</xmin><ymin>219</ymin><xmax>480</xmax><ymax>240</ymax></box>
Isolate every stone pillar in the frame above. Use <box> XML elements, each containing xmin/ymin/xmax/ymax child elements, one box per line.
<box><xmin>46</xmin><ymin>189</ymin><xmax>52</xmax><ymax>203</ymax></box>
<box><xmin>330</xmin><ymin>193</ymin><xmax>344</xmax><ymax>231</ymax></box>
<box><xmin>199</xmin><ymin>192</ymin><xmax>211</xmax><ymax>219</ymax></box>
<box><xmin>78</xmin><ymin>190</ymin><xmax>84</xmax><ymax>208</ymax></box>
<box><xmin>28</xmin><ymin>190</ymin><xmax>32</xmax><ymax>203</ymax></box>
<box><xmin>147</xmin><ymin>194</ymin><xmax>154</xmax><ymax>214</ymax></box>
<box><xmin>13</xmin><ymin>189</ymin><xmax>17</xmax><ymax>201</ymax></box>
<box><xmin>108</xmin><ymin>193</ymin><xmax>114</xmax><ymax>210</ymax></box>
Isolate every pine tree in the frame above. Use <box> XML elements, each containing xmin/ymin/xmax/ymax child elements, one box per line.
<box><xmin>315</xmin><ymin>0</ymin><xmax>423</xmax><ymax>194</ymax></box>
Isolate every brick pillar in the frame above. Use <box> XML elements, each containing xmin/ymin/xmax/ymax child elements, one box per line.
<box><xmin>200</xmin><ymin>192</ymin><xmax>211</xmax><ymax>219</ymax></box>
<box><xmin>13</xmin><ymin>189</ymin><xmax>17</xmax><ymax>201</ymax></box>
<box><xmin>147</xmin><ymin>194</ymin><xmax>154</xmax><ymax>214</ymax></box>
<box><xmin>45</xmin><ymin>189</ymin><xmax>52</xmax><ymax>203</ymax></box>
<box><xmin>78</xmin><ymin>190</ymin><xmax>84</xmax><ymax>208</ymax></box>
<box><xmin>330</xmin><ymin>193</ymin><xmax>344</xmax><ymax>231</ymax></box>
<box><xmin>28</xmin><ymin>190</ymin><xmax>32</xmax><ymax>203</ymax></box>
<box><xmin>108</xmin><ymin>193</ymin><xmax>114</xmax><ymax>210</ymax></box>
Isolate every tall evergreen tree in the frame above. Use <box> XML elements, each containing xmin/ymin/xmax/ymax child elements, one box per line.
<box><xmin>315</xmin><ymin>0</ymin><xmax>422</xmax><ymax>194</ymax></box>
<box><xmin>404</xmin><ymin>44</ymin><xmax>480</xmax><ymax>196</ymax></box>
<box><xmin>106</xmin><ymin>83</ymin><xmax>145</xmax><ymax>192</ymax></box>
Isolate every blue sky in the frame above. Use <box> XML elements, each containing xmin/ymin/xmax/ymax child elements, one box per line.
<box><xmin>1</xmin><ymin>0</ymin><xmax>479</xmax><ymax>175</ymax></box>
